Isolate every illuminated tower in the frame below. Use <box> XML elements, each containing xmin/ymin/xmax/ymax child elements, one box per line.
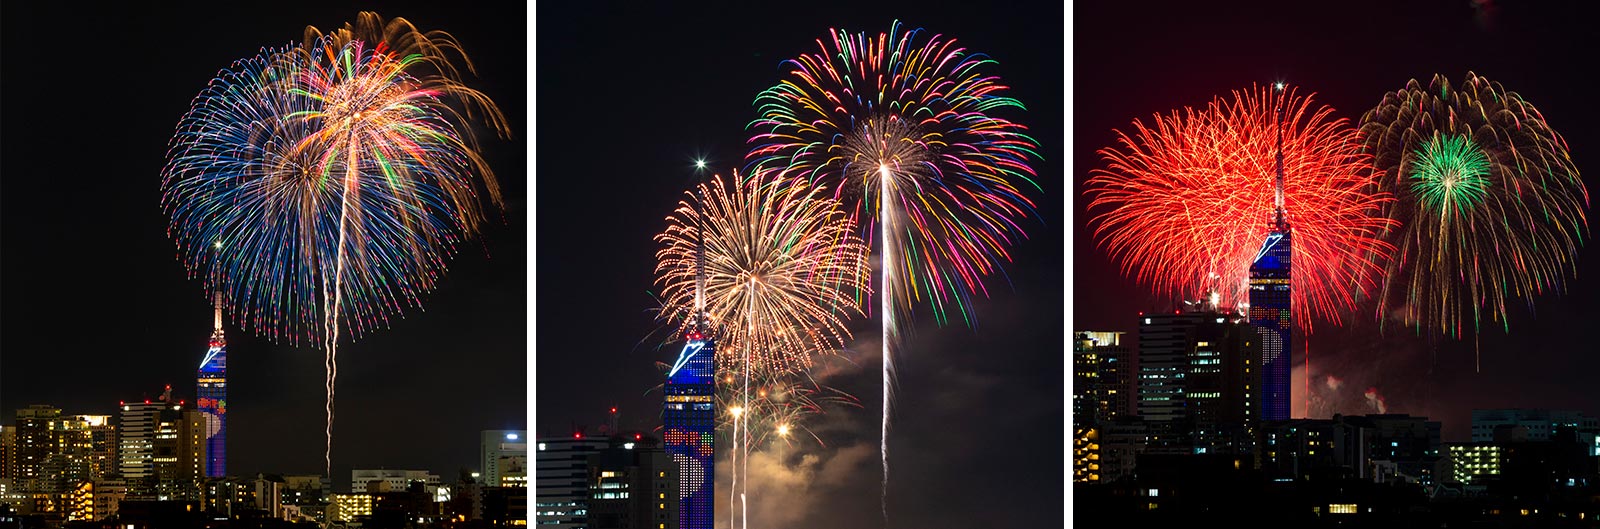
<box><xmin>662</xmin><ymin>181</ymin><xmax>715</xmax><ymax>529</ymax></box>
<box><xmin>1250</xmin><ymin>82</ymin><xmax>1292</xmax><ymax>422</ymax></box>
<box><xmin>197</xmin><ymin>292</ymin><xmax>227</xmax><ymax>477</ymax></box>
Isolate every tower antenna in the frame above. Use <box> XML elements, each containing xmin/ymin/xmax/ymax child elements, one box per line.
<box><xmin>1273</xmin><ymin>82</ymin><xmax>1287</xmax><ymax>229</ymax></box>
<box><xmin>693</xmin><ymin>161</ymin><xmax>708</xmax><ymax>335</ymax></box>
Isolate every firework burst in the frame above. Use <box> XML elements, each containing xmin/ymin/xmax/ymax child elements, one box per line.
<box><xmin>161</xmin><ymin>12</ymin><xmax>507</xmax><ymax>473</ymax></box>
<box><xmin>654</xmin><ymin>169</ymin><xmax>870</xmax><ymax>375</ymax></box>
<box><xmin>1086</xmin><ymin>85</ymin><xmax>1394</xmax><ymax>329</ymax></box>
<box><xmin>1359</xmin><ymin>72</ymin><xmax>1589</xmax><ymax>340</ymax></box>
<box><xmin>746</xmin><ymin>21</ymin><xmax>1040</xmax><ymax>515</ymax></box>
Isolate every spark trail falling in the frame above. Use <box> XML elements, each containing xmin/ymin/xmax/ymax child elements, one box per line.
<box><xmin>655</xmin><ymin>169</ymin><xmax>869</xmax><ymax>529</ymax></box>
<box><xmin>1086</xmin><ymin>85</ymin><xmax>1394</xmax><ymax>330</ymax></box>
<box><xmin>1359</xmin><ymin>72</ymin><xmax>1588</xmax><ymax>350</ymax></box>
<box><xmin>161</xmin><ymin>12</ymin><xmax>507</xmax><ymax>475</ymax></box>
<box><xmin>746</xmin><ymin>21</ymin><xmax>1040</xmax><ymax>517</ymax></box>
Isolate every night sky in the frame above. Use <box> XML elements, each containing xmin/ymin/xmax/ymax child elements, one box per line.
<box><xmin>1074</xmin><ymin>0</ymin><xmax>1600</xmax><ymax>441</ymax></box>
<box><xmin>535</xmin><ymin>2</ymin><xmax>1063</xmax><ymax>529</ymax></box>
<box><xmin>1</xmin><ymin>1</ymin><xmax>526</xmax><ymax>485</ymax></box>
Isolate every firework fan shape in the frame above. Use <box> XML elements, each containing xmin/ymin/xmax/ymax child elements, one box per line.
<box><xmin>1359</xmin><ymin>72</ymin><xmax>1589</xmax><ymax>337</ymax></box>
<box><xmin>655</xmin><ymin>169</ymin><xmax>870</xmax><ymax>375</ymax></box>
<box><xmin>161</xmin><ymin>13</ymin><xmax>506</xmax><ymax>348</ymax></box>
<box><xmin>746</xmin><ymin>20</ymin><xmax>1040</xmax><ymax>326</ymax></box>
<box><xmin>1086</xmin><ymin>85</ymin><xmax>1394</xmax><ymax>329</ymax></box>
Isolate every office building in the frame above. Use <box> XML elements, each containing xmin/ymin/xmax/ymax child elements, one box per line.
<box><xmin>0</xmin><ymin>425</ymin><xmax>15</xmax><ymax>488</ymax></box>
<box><xmin>482</xmin><ymin>430</ymin><xmax>528</xmax><ymax>488</ymax></box>
<box><xmin>1446</xmin><ymin>443</ymin><xmax>1502</xmax><ymax>486</ymax></box>
<box><xmin>119</xmin><ymin>389</ymin><xmax>188</xmax><ymax>495</ymax></box>
<box><xmin>662</xmin><ymin>329</ymin><xmax>714</xmax><ymax>529</ymax></box>
<box><xmin>79</xmin><ymin>416</ymin><xmax>117</xmax><ymax>481</ymax></box>
<box><xmin>1074</xmin><ymin>331</ymin><xmax>1133</xmax><ymax>425</ymax></box>
<box><xmin>536</xmin><ymin>435</ymin><xmax>609</xmax><ymax>528</ymax></box>
<box><xmin>40</xmin><ymin>416</ymin><xmax>94</xmax><ymax>493</ymax></box>
<box><xmin>351</xmin><ymin>469</ymin><xmax>440</xmax><ymax>494</ymax></box>
<box><xmin>1471</xmin><ymin>409</ymin><xmax>1599</xmax><ymax>443</ymax></box>
<box><xmin>587</xmin><ymin>435</ymin><xmax>678</xmax><ymax>529</ymax></box>
<box><xmin>197</xmin><ymin>293</ymin><xmax>228</xmax><ymax>478</ymax></box>
<box><xmin>1137</xmin><ymin>306</ymin><xmax>1261</xmax><ymax>455</ymax></box>
<box><xmin>91</xmin><ymin>478</ymin><xmax>127</xmax><ymax>522</ymax></box>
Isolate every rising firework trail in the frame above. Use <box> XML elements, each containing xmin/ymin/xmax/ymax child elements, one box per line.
<box><xmin>1086</xmin><ymin>85</ymin><xmax>1394</xmax><ymax>331</ymax></box>
<box><xmin>1358</xmin><ymin>72</ymin><xmax>1589</xmax><ymax>365</ymax></box>
<box><xmin>655</xmin><ymin>169</ymin><xmax>869</xmax><ymax>529</ymax></box>
<box><xmin>747</xmin><ymin>21</ymin><xmax>1040</xmax><ymax>518</ymax></box>
<box><xmin>161</xmin><ymin>12</ymin><xmax>507</xmax><ymax>474</ymax></box>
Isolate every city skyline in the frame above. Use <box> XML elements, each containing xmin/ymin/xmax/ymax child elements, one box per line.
<box><xmin>1</xmin><ymin>1</ymin><xmax>527</xmax><ymax>481</ymax></box>
<box><xmin>1074</xmin><ymin>0</ymin><xmax>1600</xmax><ymax>441</ymax></box>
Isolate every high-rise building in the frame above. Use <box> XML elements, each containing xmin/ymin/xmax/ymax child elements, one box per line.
<box><xmin>1249</xmin><ymin>220</ymin><xmax>1292</xmax><ymax>422</ymax></box>
<box><xmin>536</xmin><ymin>435</ymin><xmax>610</xmax><ymax>528</ymax></box>
<box><xmin>15</xmin><ymin>405</ymin><xmax>62</xmax><ymax>492</ymax></box>
<box><xmin>78</xmin><ymin>416</ymin><xmax>117</xmax><ymax>481</ymax></box>
<box><xmin>587</xmin><ymin>435</ymin><xmax>678</xmax><ymax>529</ymax></box>
<box><xmin>482</xmin><ymin>430</ymin><xmax>528</xmax><ymax>488</ymax></box>
<box><xmin>41</xmin><ymin>416</ymin><xmax>94</xmax><ymax>493</ymax></box>
<box><xmin>197</xmin><ymin>293</ymin><xmax>228</xmax><ymax>479</ymax></box>
<box><xmin>152</xmin><ymin>407</ymin><xmax>207</xmax><ymax>500</ymax></box>
<box><xmin>662</xmin><ymin>329</ymin><xmax>714</xmax><ymax>529</ymax></box>
<box><xmin>119</xmin><ymin>392</ymin><xmax>185</xmax><ymax>495</ymax></box>
<box><xmin>1073</xmin><ymin>331</ymin><xmax>1133</xmax><ymax>425</ymax></box>
<box><xmin>1137</xmin><ymin>306</ymin><xmax>1261</xmax><ymax>456</ymax></box>
<box><xmin>0</xmin><ymin>425</ymin><xmax>15</xmax><ymax>488</ymax></box>
<box><xmin>1138</xmin><ymin>312</ymin><xmax>1209</xmax><ymax>422</ymax></box>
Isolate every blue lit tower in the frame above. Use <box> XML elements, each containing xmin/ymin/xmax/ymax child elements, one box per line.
<box><xmin>663</xmin><ymin>181</ymin><xmax>715</xmax><ymax>529</ymax></box>
<box><xmin>197</xmin><ymin>292</ymin><xmax>227</xmax><ymax>477</ymax></box>
<box><xmin>1249</xmin><ymin>83</ymin><xmax>1292</xmax><ymax>422</ymax></box>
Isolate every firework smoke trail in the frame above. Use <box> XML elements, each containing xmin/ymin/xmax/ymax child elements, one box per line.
<box><xmin>161</xmin><ymin>12</ymin><xmax>507</xmax><ymax>476</ymax></box>
<box><xmin>1358</xmin><ymin>72</ymin><xmax>1588</xmax><ymax>348</ymax></box>
<box><xmin>878</xmin><ymin>164</ymin><xmax>896</xmax><ymax>520</ymax></box>
<box><xmin>746</xmin><ymin>22</ymin><xmax>1040</xmax><ymax>520</ymax></box>
<box><xmin>1086</xmin><ymin>85</ymin><xmax>1394</xmax><ymax>331</ymax></box>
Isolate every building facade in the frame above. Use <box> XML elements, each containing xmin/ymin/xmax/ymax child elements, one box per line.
<box><xmin>482</xmin><ymin>430</ymin><xmax>528</xmax><ymax>488</ymax></box>
<box><xmin>1471</xmin><ymin>409</ymin><xmax>1599</xmax><ymax>443</ymax></box>
<box><xmin>14</xmin><ymin>405</ymin><xmax>61</xmax><ymax>492</ymax></box>
<box><xmin>197</xmin><ymin>293</ymin><xmax>228</xmax><ymax>479</ymax></box>
<box><xmin>536</xmin><ymin>436</ymin><xmax>610</xmax><ymax>528</ymax></box>
<box><xmin>351</xmin><ymin>469</ymin><xmax>440</xmax><ymax>494</ymax></box>
<box><xmin>1074</xmin><ymin>331</ymin><xmax>1133</xmax><ymax>426</ymax></box>
<box><xmin>662</xmin><ymin>331</ymin><xmax>714</xmax><ymax>529</ymax></box>
<box><xmin>1248</xmin><ymin>224</ymin><xmax>1292</xmax><ymax>422</ymax></box>
<box><xmin>587</xmin><ymin>436</ymin><xmax>678</xmax><ymax>529</ymax></box>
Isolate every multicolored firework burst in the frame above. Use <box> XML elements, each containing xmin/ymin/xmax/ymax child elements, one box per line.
<box><xmin>746</xmin><ymin>20</ymin><xmax>1039</xmax><ymax>515</ymax></box>
<box><xmin>161</xmin><ymin>12</ymin><xmax>507</xmax><ymax>473</ymax></box>
<box><xmin>654</xmin><ymin>169</ymin><xmax>870</xmax><ymax>374</ymax></box>
<box><xmin>1359</xmin><ymin>72</ymin><xmax>1589</xmax><ymax>340</ymax></box>
<box><xmin>1086</xmin><ymin>85</ymin><xmax>1394</xmax><ymax>329</ymax></box>
<box><xmin>655</xmin><ymin>168</ymin><xmax>868</xmax><ymax>529</ymax></box>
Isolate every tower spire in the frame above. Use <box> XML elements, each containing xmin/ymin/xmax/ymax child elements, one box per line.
<box><xmin>1273</xmin><ymin>82</ymin><xmax>1287</xmax><ymax>230</ymax></box>
<box><xmin>213</xmin><ymin>291</ymin><xmax>223</xmax><ymax>332</ymax></box>
<box><xmin>692</xmin><ymin>162</ymin><xmax>708</xmax><ymax>335</ymax></box>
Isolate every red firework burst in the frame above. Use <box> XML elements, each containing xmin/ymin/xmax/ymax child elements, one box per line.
<box><xmin>1085</xmin><ymin>85</ymin><xmax>1394</xmax><ymax>329</ymax></box>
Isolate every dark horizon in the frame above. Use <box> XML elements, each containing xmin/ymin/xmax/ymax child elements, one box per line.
<box><xmin>1</xmin><ymin>1</ymin><xmax>527</xmax><ymax>482</ymax></box>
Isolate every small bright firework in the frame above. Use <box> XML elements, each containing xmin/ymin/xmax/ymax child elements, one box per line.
<box><xmin>1086</xmin><ymin>85</ymin><xmax>1394</xmax><ymax>329</ymax></box>
<box><xmin>161</xmin><ymin>12</ymin><xmax>507</xmax><ymax>473</ymax></box>
<box><xmin>1359</xmin><ymin>72</ymin><xmax>1589</xmax><ymax>338</ymax></box>
<box><xmin>654</xmin><ymin>169</ymin><xmax>870</xmax><ymax>375</ymax></box>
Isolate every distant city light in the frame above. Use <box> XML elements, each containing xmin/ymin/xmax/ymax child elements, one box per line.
<box><xmin>506</xmin><ymin>433</ymin><xmax>518</xmax><ymax>441</ymax></box>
